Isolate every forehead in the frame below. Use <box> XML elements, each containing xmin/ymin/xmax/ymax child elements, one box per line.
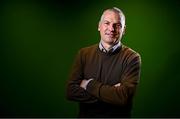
<box><xmin>102</xmin><ymin>11</ymin><xmax>121</xmax><ymax>23</ymax></box>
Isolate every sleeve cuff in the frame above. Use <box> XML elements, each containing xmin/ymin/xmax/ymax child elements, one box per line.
<box><xmin>86</xmin><ymin>79</ymin><xmax>102</xmax><ymax>98</ymax></box>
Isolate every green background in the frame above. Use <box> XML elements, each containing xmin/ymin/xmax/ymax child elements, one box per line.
<box><xmin>1</xmin><ymin>0</ymin><xmax>180</xmax><ymax>117</ymax></box>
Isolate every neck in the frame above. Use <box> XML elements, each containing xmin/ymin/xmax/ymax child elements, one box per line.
<box><xmin>101</xmin><ymin>40</ymin><xmax>119</xmax><ymax>51</ymax></box>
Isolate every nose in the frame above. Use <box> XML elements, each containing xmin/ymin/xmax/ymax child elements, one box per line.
<box><xmin>108</xmin><ymin>24</ymin><xmax>115</xmax><ymax>32</ymax></box>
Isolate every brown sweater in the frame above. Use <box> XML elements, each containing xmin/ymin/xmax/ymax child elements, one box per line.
<box><xmin>66</xmin><ymin>44</ymin><xmax>141</xmax><ymax>118</ymax></box>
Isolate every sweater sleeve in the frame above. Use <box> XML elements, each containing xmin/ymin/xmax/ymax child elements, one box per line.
<box><xmin>66</xmin><ymin>50</ymin><xmax>97</xmax><ymax>103</ymax></box>
<box><xmin>86</xmin><ymin>53</ymin><xmax>141</xmax><ymax>105</ymax></box>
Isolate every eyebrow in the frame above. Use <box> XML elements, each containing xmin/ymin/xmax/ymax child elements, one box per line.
<box><xmin>103</xmin><ymin>20</ymin><xmax>121</xmax><ymax>25</ymax></box>
<box><xmin>103</xmin><ymin>20</ymin><xmax>110</xmax><ymax>23</ymax></box>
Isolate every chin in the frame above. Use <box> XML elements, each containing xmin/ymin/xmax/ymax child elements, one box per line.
<box><xmin>106</xmin><ymin>39</ymin><xmax>116</xmax><ymax>44</ymax></box>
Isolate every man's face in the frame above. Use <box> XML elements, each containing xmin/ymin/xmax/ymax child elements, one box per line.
<box><xmin>98</xmin><ymin>11</ymin><xmax>124</xmax><ymax>44</ymax></box>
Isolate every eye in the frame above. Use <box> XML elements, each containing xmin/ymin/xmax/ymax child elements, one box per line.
<box><xmin>117</xmin><ymin>23</ymin><xmax>122</xmax><ymax>28</ymax></box>
<box><xmin>113</xmin><ymin>23</ymin><xmax>121</xmax><ymax>29</ymax></box>
<box><xmin>104</xmin><ymin>22</ymin><xmax>109</xmax><ymax>25</ymax></box>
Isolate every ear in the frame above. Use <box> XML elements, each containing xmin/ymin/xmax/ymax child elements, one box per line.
<box><xmin>122</xmin><ymin>25</ymin><xmax>126</xmax><ymax>35</ymax></box>
<box><xmin>98</xmin><ymin>22</ymin><xmax>101</xmax><ymax>31</ymax></box>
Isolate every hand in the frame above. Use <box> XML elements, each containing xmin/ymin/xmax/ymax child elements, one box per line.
<box><xmin>114</xmin><ymin>83</ymin><xmax>121</xmax><ymax>87</ymax></box>
<box><xmin>80</xmin><ymin>78</ymin><xmax>93</xmax><ymax>90</ymax></box>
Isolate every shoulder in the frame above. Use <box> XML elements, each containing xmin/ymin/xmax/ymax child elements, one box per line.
<box><xmin>79</xmin><ymin>44</ymin><xmax>98</xmax><ymax>55</ymax></box>
<box><xmin>121</xmin><ymin>44</ymin><xmax>140</xmax><ymax>57</ymax></box>
<box><xmin>121</xmin><ymin>44</ymin><xmax>141</xmax><ymax>63</ymax></box>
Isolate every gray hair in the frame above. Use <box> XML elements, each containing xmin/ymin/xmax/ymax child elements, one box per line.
<box><xmin>99</xmin><ymin>7</ymin><xmax>126</xmax><ymax>28</ymax></box>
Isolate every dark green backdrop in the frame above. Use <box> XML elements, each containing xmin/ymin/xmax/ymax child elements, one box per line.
<box><xmin>1</xmin><ymin>0</ymin><xmax>180</xmax><ymax>117</ymax></box>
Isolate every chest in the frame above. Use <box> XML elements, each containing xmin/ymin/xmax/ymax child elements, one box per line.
<box><xmin>83</xmin><ymin>53</ymin><xmax>124</xmax><ymax>85</ymax></box>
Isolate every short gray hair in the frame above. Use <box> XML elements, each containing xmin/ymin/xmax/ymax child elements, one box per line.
<box><xmin>99</xmin><ymin>7</ymin><xmax>126</xmax><ymax>28</ymax></box>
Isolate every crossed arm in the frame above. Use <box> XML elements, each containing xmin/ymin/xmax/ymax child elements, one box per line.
<box><xmin>80</xmin><ymin>79</ymin><xmax>121</xmax><ymax>90</ymax></box>
<box><xmin>66</xmin><ymin>50</ymin><xmax>141</xmax><ymax>105</ymax></box>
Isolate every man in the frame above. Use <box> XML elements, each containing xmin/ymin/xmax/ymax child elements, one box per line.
<box><xmin>66</xmin><ymin>7</ymin><xmax>141</xmax><ymax>118</ymax></box>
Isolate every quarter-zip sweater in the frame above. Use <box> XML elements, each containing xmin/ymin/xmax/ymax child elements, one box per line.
<box><xmin>67</xmin><ymin>44</ymin><xmax>141</xmax><ymax>118</ymax></box>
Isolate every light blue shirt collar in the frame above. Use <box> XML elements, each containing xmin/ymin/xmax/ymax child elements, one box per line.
<box><xmin>99</xmin><ymin>41</ymin><xmax>121</xmax><ymax>53</ymax></box>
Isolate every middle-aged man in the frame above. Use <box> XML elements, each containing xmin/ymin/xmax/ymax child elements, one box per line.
<box><xmin>66</xmin><ymin>7</ymin><xmax>141</xmax><ymax>118</ymax></box>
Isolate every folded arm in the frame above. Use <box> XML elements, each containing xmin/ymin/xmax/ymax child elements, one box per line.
<box><xmin>84</xmin><ymin>53</ymin><xmax>141</xmax><ymax>105</ymax></box>
<box><xmin>66</xmin><ymin>50</ymin><xmax>97</xmax><ymax>103</ymax></box>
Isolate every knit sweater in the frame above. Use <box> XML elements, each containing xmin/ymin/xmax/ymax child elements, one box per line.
<box><xmin>66</xmin><ymin>44</ymin><xmax>141</xmax><ymax>118</ymax></box>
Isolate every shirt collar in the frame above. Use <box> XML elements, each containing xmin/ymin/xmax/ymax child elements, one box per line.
<box><xmin>99</xmin><ymin>40</ymin><xmax>121</xmax><ymax>53</ymax></box>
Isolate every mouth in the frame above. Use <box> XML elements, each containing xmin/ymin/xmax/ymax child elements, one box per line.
<box><xmin>105</xmin><ymin>33</ymin><xmax>115</xmax><ymax>38</ymax></box>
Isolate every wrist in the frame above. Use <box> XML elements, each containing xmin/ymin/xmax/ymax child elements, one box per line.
<box><xmin>80</xmin><ymin>78</ymin><xmax>94</xmax><ymax>90</ymax></box>
<box><xmin>85</xmin><ymin>78</ymin><xmax>94</xmax><ymax>90</ymax></box>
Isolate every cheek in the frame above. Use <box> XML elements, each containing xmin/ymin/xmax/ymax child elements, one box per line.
<box><xmin>100</xmin><ymin>27</ymin><xmax>107</xmax><ymax>33</ymax></box>
<box><xmin>102</xmin><ymin>25</ymin><xmax>108</xmax><ymax>30</ymax></box>
<box><xmin>116</xmin><ymin>28</ymin><xmax>121</xmax><ymax>34</ymax></box>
